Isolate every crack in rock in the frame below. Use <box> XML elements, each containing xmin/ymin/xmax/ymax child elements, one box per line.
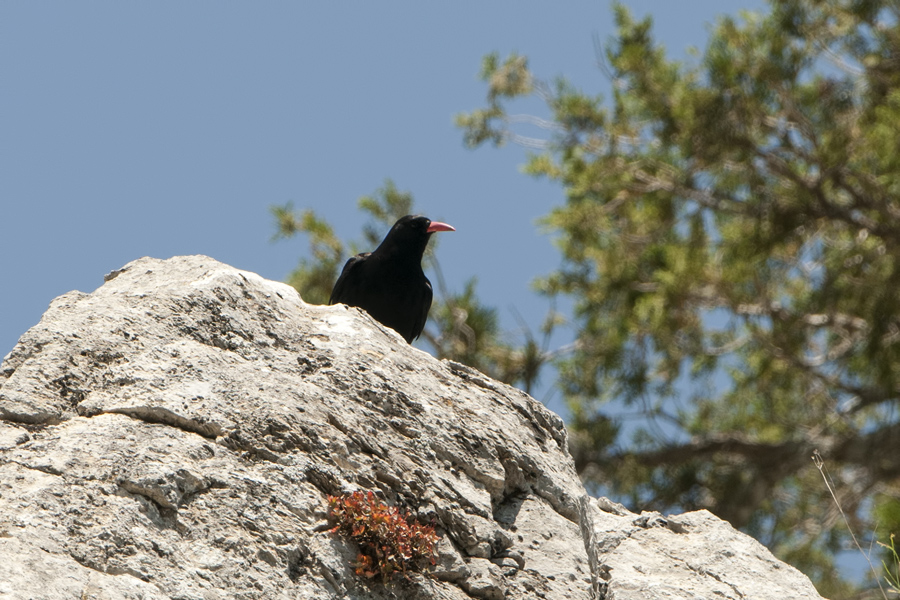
<box><xmin>105</xmin><ymin>406</ymin><xmax>222</xmax><ymax>439</ymax></box>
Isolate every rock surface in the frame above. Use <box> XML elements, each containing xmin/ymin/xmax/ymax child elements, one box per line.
<box><xmin>0</xmin><ymin>255</ymin><xmax>826</xmax><ymax>600</ymax></box>
<box><xmin>588</xmin><ymin>497</ymin><xmax>826</xmax><ymax>599</ymax></box>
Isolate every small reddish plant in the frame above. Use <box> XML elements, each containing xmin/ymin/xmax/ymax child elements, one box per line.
<box><xmin>327</xmin><ymin>491</ymin><xmax>439</xmax><ymax>582</ymax></box>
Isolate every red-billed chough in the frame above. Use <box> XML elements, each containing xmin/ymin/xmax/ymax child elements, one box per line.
<box><xmin>329</xmin><ymin>215</ymin><xmax>455</xmax><ymax>343</ymax></box>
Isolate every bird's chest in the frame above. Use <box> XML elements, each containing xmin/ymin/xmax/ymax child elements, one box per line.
<box><xmin>359</xmin><ymin>265</ymin><xmax>427</xmax><ymax>304</ymax></box>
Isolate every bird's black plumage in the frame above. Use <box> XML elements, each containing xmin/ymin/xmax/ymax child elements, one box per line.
<box><xmin>329</xmin><ymin>215</ymin><xmax>455</xmax><ymax>343</ymax></box>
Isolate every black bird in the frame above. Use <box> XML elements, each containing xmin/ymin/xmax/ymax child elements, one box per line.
<box><xmin>329</xmin><ymin>215</ymin><xmax>455</xmax><ymax>343</ymax></box>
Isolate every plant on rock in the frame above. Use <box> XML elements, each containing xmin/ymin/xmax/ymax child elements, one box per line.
<box><xmin>327</xmin><ymin>491</ymin><xmax>439</xmax><ymax>582</ymax></box>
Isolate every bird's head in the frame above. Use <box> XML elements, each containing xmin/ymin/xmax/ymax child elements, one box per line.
<box><xmin>377</xmin><ymin>215</ymin><xmax>455</xmax><ymax>260</ymax></box>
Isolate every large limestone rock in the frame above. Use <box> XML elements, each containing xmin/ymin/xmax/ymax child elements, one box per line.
<box><xmin>0</xmin><ymin>255</ymin><xmax>826</xmax><ymax>600</ymax></box>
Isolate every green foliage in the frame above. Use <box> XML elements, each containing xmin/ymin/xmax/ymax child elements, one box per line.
<box><xmin>458</xmin><ymin>0</ymin><xmax>900</xmax><ymax>594</ymax></box>
<box><xmin>327</xmin><ymin>491</ymin><xmax>438</xmax><ymax>582</ymax></box>
<box><xmin>456</xmin><ymin>53</ymin><xmax>533</xmax><ymax>147</ymax></box>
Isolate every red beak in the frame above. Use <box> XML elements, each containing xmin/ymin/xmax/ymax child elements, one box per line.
<box><xmin>427</xmin><ymin>221</ymin><xmax>455</xmax><ymax>233</ymax></box>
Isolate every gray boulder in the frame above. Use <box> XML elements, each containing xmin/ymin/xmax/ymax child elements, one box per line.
<box><xmin>0</xmin><ymin>255</ymin><xmax>826</xmax><ymax>600</ymax></box>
